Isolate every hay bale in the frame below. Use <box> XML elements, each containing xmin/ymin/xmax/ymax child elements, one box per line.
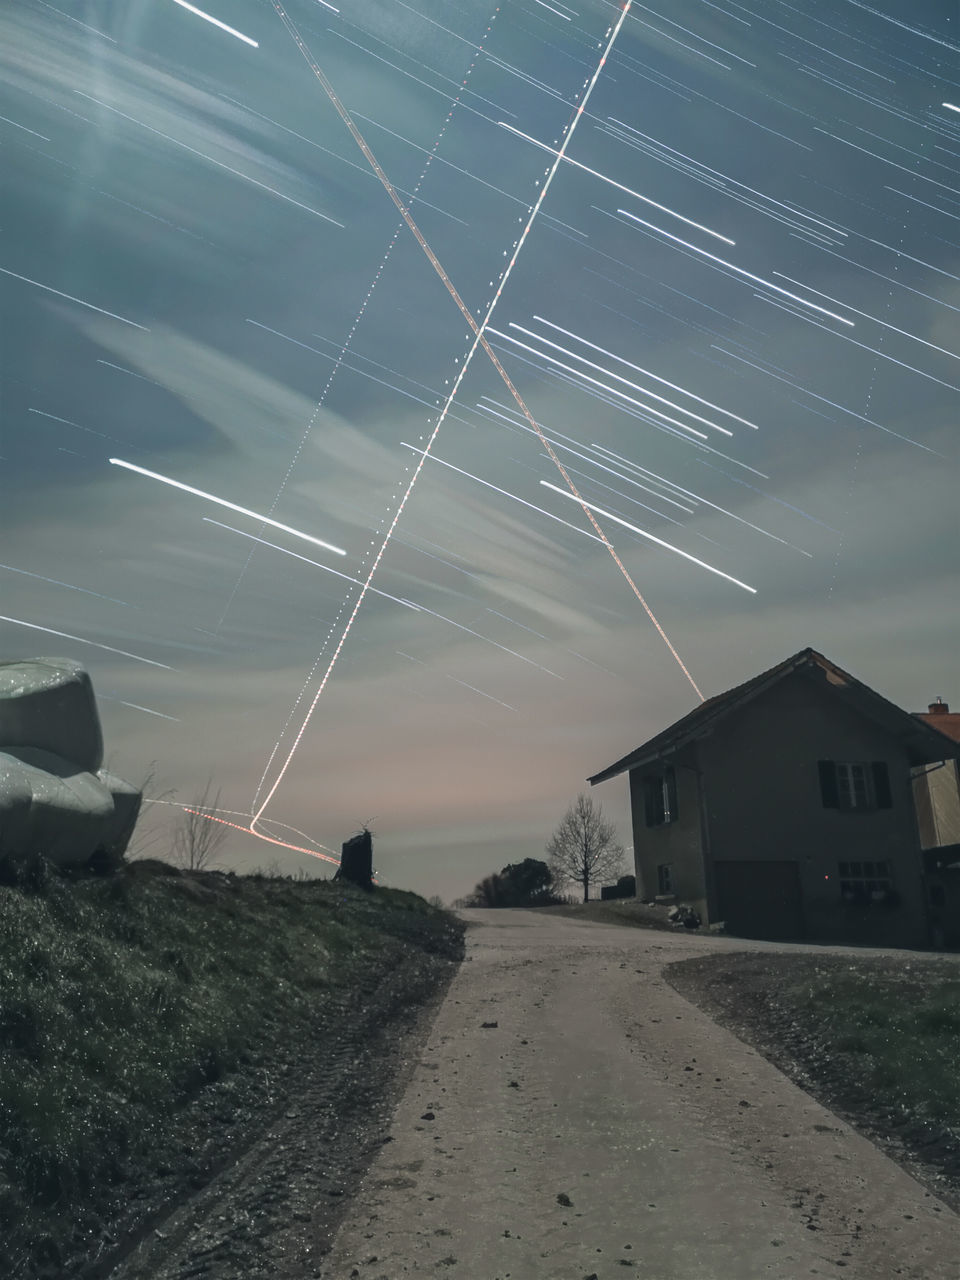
<box><xmin>0</xmin><ymin>657</ymin><xmax>103</xmax><ymax>772</ymax></box>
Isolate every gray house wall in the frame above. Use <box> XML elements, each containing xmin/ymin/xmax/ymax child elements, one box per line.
<box><xmin>629</xmin><ymin>742</ymin><xmax>708</xmax><ymax>920</ymax></box>
<box><xmin>695</xmin><ymin>669</ymin><xmax>928</xmax><ymax>947</ymax></box>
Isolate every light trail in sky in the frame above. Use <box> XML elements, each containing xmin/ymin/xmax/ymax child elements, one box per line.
<box><xmin>169</xmin><ymin>0</ymin><xmax>258</xmax><ymax>47</ymax></box>
<box><xmin>97</xmin><ymin>693</ymin><xmax>179</xmax><ymax>722</ymax></box>
<box><xmin>771</xmin><ymin>273</ymin><xmax>960</xmax><ymax>362</ymax></box>
<box><xmin>507</xmin><ymin>322</ymin><xmax>737</xmax><ymax>435</ymax></box>
<box><xmin>446</xmin><ymin>674</ymin><xmax>517</xmax><ymax>712</ymax></box>
<box><xmin>497</xmin><ymin>122</ymin><xmax>735</xmax><ymax>244</ymax></box>
<box><xmin>711</xmin><ymin>347</ymin><xmax>941</xmax><ymax>454</ymax></box>
<box><xmin>0</xmin><ymin>615</ymin><xmax>172</xmax><ymax>668</ymax></box>
<box><xmin>533</xmin><ymin>317</ymin><xmax>761</xmax><ymax>430</ymax></box>
<box><xmin>203</xmin><ymin>521</ymin><xmax>421</xmax><ymax>612</ymax></box>
<box><xmin>945</xmin><ymin>104</ymin><xmax>960</xmax><ymax>114</ymax></box>
<box><xmin>616</xmin><ymin>209</ymin><xmax>856</xmax><ymax>325</ymax></box>
<box><xmin>394</xmin><ymin>599</ymin><xmax>564</xmax><ymax>679</ymax></box>
<box><xmin>256</xmin><ymin>0</ymin><xmax>703</xmax><ymax>832</ymax></box>
<box><xmin>540</xmin><ymin>485</ymin><xmax>757</xmax><ymax>594</ymax></box>
<box><xmin>589</xmin><ymin>444</ymin><xmax>813</xmax><ymax>557</ymax></box>
<box><xmin>486</xmin><ymin>327</ymin><xmax>711</xmax><ymax>438</ymax></box>
<box><xmin>0</xmin><ymin>113</ymin><xmax>50</xmax><ymax>141</ymax></box>
<box><xmin>74</xmin><ymin>93</ymin><xmax>344</xmax><ymax>225</ymax></box>
<box><xmin>400</xmin><ymin>444</ymin><xmax>607</xmax><ymax>542</ymax></box>
<box><xmin>0</xmin><ymin>265</ymin><xmax>148</xmax><ymax>329</ymax></box>
<box><xmin>109</xmin><ymin>459</ymin><xmax>348</xmax><ymax>556</ymax></box>
<box><xmin>0</xmin><ymin>562</ymin><xmax>133</xmax><ymax>608</ymax></box>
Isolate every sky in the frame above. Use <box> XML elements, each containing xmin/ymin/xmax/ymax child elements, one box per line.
<box><xmin>1</xmin><ymin>0</ymin><xmax>957</xmax><ymax>904</ymax></box>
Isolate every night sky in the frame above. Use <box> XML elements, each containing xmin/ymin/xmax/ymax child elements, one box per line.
<box><xmin>1</xmin><ymin>0</ymin><xmax>957</xmax><ymax>903</ymax></box>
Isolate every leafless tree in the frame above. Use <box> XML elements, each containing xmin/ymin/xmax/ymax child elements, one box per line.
<box><xmin>546</xmin><ymin>793</ymin><xmax>625</xmax><ymax>902</ymax></box>
<box><xmin>172</xmin><ymin>780</ymin><xmax>228</xmax><ymax>872</ymax></box>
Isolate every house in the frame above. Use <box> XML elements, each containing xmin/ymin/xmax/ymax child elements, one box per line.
<box><xmin>911</xmin><ymin>698</ymin><xmax>960</xmax><ymax>948</ymax></box>
<box><xmin>588</xmin><ymin>648</ymin><xmax>960</xmax><ymax>947</ymax></box>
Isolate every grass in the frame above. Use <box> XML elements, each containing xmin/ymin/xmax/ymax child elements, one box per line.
<box><xmin>776</xmin><ymin>960</ymin><xmax>960</xmax><ymax>1127</ymax></box>
<box><xmin>0</xmin><ymin>855</ymin><xmax>461</xmax><ymax>1276</ymax></box>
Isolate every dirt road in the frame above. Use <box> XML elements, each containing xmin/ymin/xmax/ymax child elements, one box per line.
<box><xmin>317</xmin><ymin>910</ymin><xmax>958</xmax><ymax>1280</ymax></box>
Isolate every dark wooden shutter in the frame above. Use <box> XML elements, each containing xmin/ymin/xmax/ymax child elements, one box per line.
<box><xmin>818</xmin><ymin>760</ymin><xmax>838</xmax><ymax>807</ymax></box>
<box><xmin>872</xmin><ymin>761</ymin><xmax>892</xmax><ymax>809</ymax></box>
<box><xmin>666</xmin><ymin>767</ymin><xmax>678</xmax><ymax>822</ymax></box>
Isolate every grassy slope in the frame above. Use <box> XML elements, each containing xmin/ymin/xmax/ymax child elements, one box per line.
<box><xmin>0</xmin><ymin>858</ymin><xmax>463</xmax><ymax>1276</ymax></box>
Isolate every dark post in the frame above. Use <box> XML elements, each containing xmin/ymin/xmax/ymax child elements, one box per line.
<box><xmin>334</xmin><ymin>829</ymin><xmax>373</xmax><ymax>889</ymax></box>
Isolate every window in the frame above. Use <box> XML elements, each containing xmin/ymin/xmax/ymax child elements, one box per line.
<box><xmin>838</xmin><ymin>860</ymin><xmax>893</xmax><ymax>903</ymax></box>
<box><xmin>818</xmin><ymin>760</ymin><xmax>892</xmax><ymax>811</ymax></box>
<box><xmin>657</xmin><ymin>863</ymin><xmax>673</xmax><ymax>894</ymax></box>
<box><xmin>644</xmin><ymin>766</ymin><xmax>678</xmax><ymax>826</ymax></box>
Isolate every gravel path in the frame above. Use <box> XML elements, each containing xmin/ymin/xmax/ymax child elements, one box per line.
<box><xmin>97</xmin><ymin>910</ymin><xmax>960</xmax><ymax>1280</ymax></box>
<box><xmin>316</xmin><ymin>910</ymin><xmax>959</xmax><ymax>1280</ymax></box>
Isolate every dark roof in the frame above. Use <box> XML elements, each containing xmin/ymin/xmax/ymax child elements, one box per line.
<box><xmin>588</xmin><ymin>647</ymin><xmax>960</xmax><ymax>785</ymax></box>
<box><xmin>913</xmin><ymin>710</ymin><xmax>960</xmax><ymax>744</ymax></box>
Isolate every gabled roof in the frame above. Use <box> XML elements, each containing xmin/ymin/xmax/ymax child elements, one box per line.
<box><xmin>588</xmin><ymin>647</ymin><xmax>960</xmax><ymax>785</ymax></box>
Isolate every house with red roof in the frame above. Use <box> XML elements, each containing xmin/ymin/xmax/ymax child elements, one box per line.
<box><xmin>588</xmin><ymin>647</ymin><xmax>960</xmax><ymax>948</ymax></box>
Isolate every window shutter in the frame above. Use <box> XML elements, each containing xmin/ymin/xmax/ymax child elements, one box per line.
<box><xmin>818</xmin><ymin>760</ymin><xmax>838</xmax><ymax>808</ymax></box>
<box><xmin>872</xmin><ymin>761</ymin><xmax>892</xmax><ymax>809</ymax></box>
<box><xmin>666</xmin><ymin>767</ymin><xmax>678</xmax><ymax>822</ymax></box>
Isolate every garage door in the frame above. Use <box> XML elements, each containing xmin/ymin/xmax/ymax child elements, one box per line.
<box><xmin>714</xmin><ymin>860</ymin><xmax>804</xmax><ymax>941</ymax></box>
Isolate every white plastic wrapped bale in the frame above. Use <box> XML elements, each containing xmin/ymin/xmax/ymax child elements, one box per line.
<box><xmin>0</xmin><ymin>747</ymin><xmax>115</xmax><ymax>867</ymax></box>
<box><xmin>97</xmin><ymin>770</ymin><xmax>143</xmax><ymax>858</ymax></box>
<box><xmin>0</xmin><ymin>753</ymin><xmax>34</xmax><ymax>855</ymax></box>
<box><xmin>0</xmin><ymin>657</ymin><xmax>104</xmax><ymax>772</ymax></box>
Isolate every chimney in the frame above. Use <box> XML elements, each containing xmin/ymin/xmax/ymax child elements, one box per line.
<box><xmin>928</xmin><ymin>697</ymin><xmax>950</xmax><ymax>715</ymax></box>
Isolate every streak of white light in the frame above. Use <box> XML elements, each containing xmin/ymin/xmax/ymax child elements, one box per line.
<box><xmin>772</xmin><ymin>272</ymin><xmax>960</xmax><ymax>361</ymax></box>
<box><xmin>885</xmin><ymin>187</ymin><xmax>960</xmax><ymax>223</ymax></box>
<box><xmin>486</xmin><ymin>328</ymin><xmax>710</xmax><ymax>439</ymax></box>
<box><xmin>315</xmin><ymin>0</ymin><xmax>340</xmax><ymax>11</ymax></box>
<box><xmin>498</xmin><ymin>123</ymin><xmax>734</xmax><ymax>244</ymax></box>
<box><xmin>605</xmin><ymin>118</ymin><xmax>847</xmax><ymax>237</ymax></box>
<box><xmin>589</xmin><ymin>444</ymin><xmax>813</xmax><ymax>557</ymax></box>
<box><xmin>945</xmin><ymin>104</ymin><xmax>960</xmax><ymax>113</ymax></box>
<box><xmin>97</xmin><ymin>359</ymin><xmax>162</xmax><ymax>385</ymax></box>
<box><xmin>844</xmin><ymin>1</ymin><xmax>960</xmax><ymax>53</ymax></box>
<box><xmin>109</xmin><ymin>459</ymin><xmax>348</xmax><ymax>556</ymax></box>
<box><xmin>533</xmin><ymin>317</ymin><xmax>760</xmax><ymax>429</ymax></box>
<box><xmin>532</xmin><ymin>0</ymin><xmax>571</xmax><ymax>18</ymax></box>
<box><xmin>202</xmin><ymin>520</ymin><xmax>416</xmax><ymax>608</ymax></box>
<box><xmin>630</xmin><ymin>3</ymin><xmax>757</xmax><ymax>67</ymax></box>
<box><xmin>120</xmin><ymin>701</ymin><xmax>179</xmax><ymax>721</ymax></box>
<box><xmin>476</xmin><ymin>400</ymin><xmax>696</xmax><ymax>511</ymax></box>
<box><xmin>540</xmin><ymin>485</ymin><xmax>757</xmax><ymax>594</ymax></box>
<box><xmin>752</xmin><ymin>293</ymin><xmax>960</xmax><ymax>393</ymax></box>
<box><xmin>257</xmin><ymin>0</ymin><xmax>703</xmax><ymax>822</ymax></box>
<box><xmin>0</xmin><ymin>615</ymin><xmax>173</xmax><ymax>667</ymax></box>
<box><xmin>446</xmin><ymin>674</ymin><xmax>517</xmax><ymax>711</ymax></box>
<box><xmin>0</xmin><ymin>561</ymin><xmax>132</xmax><ymax>607</ymax></box>
<box><xmin>395</xmin><ymin>599</ymin><xmax>563</xmax><ymax>678</ymax></box>
<box><xmin>814</xmin><ymin>127</ymin><xmax>960</xmax><ymax>198</ymax></box>
<box><xmin>34</xmin><ymin>0</ymin><xmax>117</xmax><ymax>41</ymax></box>
<box><xmin>75</xmin><ymin>93</ymin><xmax>344</xmax><ymax>225</ymax></box>
<box><xmin>616</xmin><ymin>210</ymin><xmax>856</xmax><ymax>325</ymax></box>
<box><xmin>0</xmin><ymin>114</ymin><xmax>50</xmax><ymax>140</ymax></box>
<box><xmin>170</xmin><ymin>0</ymin><xmax>258</xmax><ymax>45</ymax></box>
<box><xmin>508</xmin><ymin>322</ymin><xmax>735</xmax><ymax>436</ymax></box>
<box><xmin>400</xmin><ymin>444</ymin><xmax>607</xmax><ymax>541</ymax></box>
<box><xmin>712</xmin><ymin>347</ymin><xmax>941</xmax><ymax>454</ymax></box>
<box><xmin>629</xmin><ymin>13</ymin><xmax>733</xmax><ymax>69</ymax></box>
<box><xmin>0</xmin><ymin>265</ymin><xmax>148</xmax><ymax>329</ymax></box>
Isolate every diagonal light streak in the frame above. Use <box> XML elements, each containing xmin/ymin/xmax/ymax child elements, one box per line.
<box><xmin>400</xmin><ymin>444</ymin><xmax>607</xmax><ymax>542</ymax></box>
<box><xmin>109</xmin><ymin>459</ymin><xmax>347</xmax><ymax>556</ymax></box>
<box><xmin>0</xmin><ymin>615</ymin><xmax>173</xmax><ymax>667</ymax></box>
<box><xmin>617</xmin><ymin>209</ymin><xmax>856</xmax><ymax>325</ymax></box>
<box><xmin>497</xmin><ymin>122</ymin><xmax>735</xmax><ymax>244</ymax></box>
<box><xmin>255</xmin><ymin>0</ymin><xmax>702</xmax><ymax>833</ymax></box>
<box><xmin>170</xmin><ymin>0</ymin><xmax>258</xmax><ymax>46</ymax></box>
<box><xmin>540</xmin><ymin>484</ymin><xmax>757</xmax><ymax>593</ymax></box>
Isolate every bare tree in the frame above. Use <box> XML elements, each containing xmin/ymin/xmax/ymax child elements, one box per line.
<box><xmin>172</xmin><ymin>780</ymin><xmax>228</xmax><ymax>872</ymax></box>
<box><xmin>546</xmin><ymin>793</ymin><xmax>625</xmax><ymax>903</ymax></box>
